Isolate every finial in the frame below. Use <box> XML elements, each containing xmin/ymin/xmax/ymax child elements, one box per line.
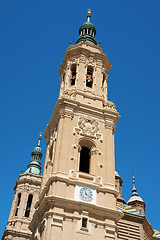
<box><xmin>131</xmin><ymin>173</ymin><xmax>138</xmax><ymax>196</ymax></box>
<box><xmin>38</xmin><ymin>133</ymin><xmax>42</xmax><ymax>146</ymax></box>
<box><xmin>87</xmin><ymin>9</ymin><xmax>91</xmax><ymax>22</ymax></box>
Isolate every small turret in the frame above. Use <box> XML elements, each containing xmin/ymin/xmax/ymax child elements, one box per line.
<box><xmin>2</xmin><ymin>135</ymin><xmax>43</xmax><ymax>240</ymax></box>
<box><xmin>76</xmin><ymin>9</ymin><xmax>97</xmax><ymax>45</ymax></box>
<box><xmin>127</xmin><ymin>174</ymin><xmax>146</xmax><ymax>215</ymax></box>
<box><xmin>25</xmin><ymin>134</ymin><xmax>43</xmax><ymax>175</ymax></box>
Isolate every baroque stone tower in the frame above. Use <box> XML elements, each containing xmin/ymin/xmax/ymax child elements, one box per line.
<box><xmin>2</xmin><ymin>10</ymin><xmax>160</xmax><ymax>240</ymax></box>
<box><xmin>29</xmin><ymin>11</ymin><xmax>123</xmax><ymax>240</ymax></box>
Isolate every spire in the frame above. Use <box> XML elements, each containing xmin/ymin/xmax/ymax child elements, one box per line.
<box><xmin>127</xmin><ymin>173</ymin><xmax>144</xmax><ymax>204</ymax></box>
<box><xmin>25</xmin><ymin>134</ymin><xmax>43</xmax><ymax>175</ymax></box>
<box><xmin>87</xmin><ymin>9</ymin><xmax>91</xmax><ymax>22</ymax></box>
<box><xmin>131</xmin><ymin>174</ymin><xmax>138</xmax><ymax>197</ymax></box>
<box><xmin>76</xmin><ymin>10</ymin><xmax>97</xmax><ymax>45</ymax></box>
<box><xmin>37</xmin><ymin>134</ymin><xmax>42</xmax><ymax>146</ymax></box>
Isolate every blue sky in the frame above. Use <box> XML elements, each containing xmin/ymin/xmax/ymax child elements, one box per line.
<box><xmin>0</xmin><ymin>0</ymin><xmax>160</xmax><ymax>236</ymax></box>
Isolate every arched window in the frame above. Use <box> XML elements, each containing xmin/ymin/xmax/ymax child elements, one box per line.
<box><xmin>15</xmin><ymin>193</ymin><xmax>21</xmax><ymax>216</ymax></box>
<box><xmin>71</xmin><ymin>64</ymin><xmax>76</xmax><ymax>86</ymax></box>
<box><xmin>86</xmin><ymin>66</ymin><xmax>93</xmax><ymax>88</ymax></box>
<box><xmin>79</xmin><ymin>147</ymin><xmax>90</xmax><ymax>173</ymax></box>
<box><xmin>102</xmin><ymin>73</ymin><xmax>105</xmax><ymax>87</ymax></box>
<box><xmin>24</xmin><ymin>194</ymin><xmax>33</xmax><ymax>217</ymax></box>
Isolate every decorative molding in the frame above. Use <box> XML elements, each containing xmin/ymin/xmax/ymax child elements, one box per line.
<box><xmin>69</xmin><ymin>169</ymin><xmax>78</xmax><ymax>179</ymax></box>
<box><xmin>60</xmin><ymin>113</ymin><xmax>74</xmax><ymax>120</ymax></box>
<box><xmin>96</xmin><ymin>60</ymin><xmax>103</xmax><ymax>69</ymax></box>
<box><xmin>52</xmin><ymin>215</ymin><xmax>63</xmax><ymax>229</ymax></box>
<box><xmin>63</xmin><ymin>90</ymin><xmax>76</xmax><ymax>100</ymax></box>
<box><xmin>93</xmin><ymin>176</ymin><xmax>102</xmax><ymax>185</ymax></box>
<box><xmin>73</xmin><ymin>144</ymin><xmax>82</xmax><ymax>152</ymax></box>
<box><xmin>90</xmin><ymin>149</ymin><xmax>101</xmax><ymax>155</ymax></box>
<box><xmin>104</xmin><ymin>120</ymin><xmax>116</xmax><ymax>133</ymax></box>
<box><xmin>79</xmin><ymin>56</ymin><xmax>86</xmax><ymax>64</ymax></box>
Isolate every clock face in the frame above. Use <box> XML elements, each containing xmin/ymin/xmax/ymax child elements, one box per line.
<box><xmin>80</xmin><ymin>187</ymin><xmax>93</xmax><ymax>201</ymax></box>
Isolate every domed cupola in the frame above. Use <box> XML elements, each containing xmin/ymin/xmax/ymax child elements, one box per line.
<box><xmin>76</xmin><ymin>10</ymin><xmax>97</xmax><ymax>45</ymax></box>
<box><xmin>25</xmin><ymin>134</ymin><xmax>43</xmax><ymax>175</ymax></box>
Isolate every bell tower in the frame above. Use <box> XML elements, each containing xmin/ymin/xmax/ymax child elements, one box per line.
<box><xmin>2</xmin><ymin>135</ymin><xmax>43</xmax><ymax>240</ymax></box>
<box><xmin>29</xmin><ymin>11</ymin><xmax>123</xmax><ymax>240</ymax></box>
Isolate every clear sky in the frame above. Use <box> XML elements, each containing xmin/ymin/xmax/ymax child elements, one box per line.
<box><xmin>0</xmin><ymin>0</ymin><xmax>160</xmax><ymax>237</ymax></box>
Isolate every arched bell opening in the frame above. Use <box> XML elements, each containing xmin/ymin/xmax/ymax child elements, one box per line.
<box><xmin>70</xmin><ymin>64</ymin><xmax>76</xmax><ymax>86</ymax></box>
<box><xmin>15</xmin><ymin>193</ymin><xmax>21</xmax><ymax>217</ymax></box>
<box><xmin>78</xmin><ymin>138</ymin><xmax>96</xmax><ymax>174</ymax></box>
<box><xmin>24</xmin><ymin>194</ymin><xmax>33</xmax><ymax>217</ymax></box>
<box><xmin>86</xmin><ymin>66</ymin><xmax>93</xmax><ymax>88</ymax></box>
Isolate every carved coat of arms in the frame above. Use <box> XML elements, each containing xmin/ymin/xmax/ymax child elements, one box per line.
<box><xmin>78</xmin><ymin>117</ymin><xmax>99</xmax><ymax>136</ymax></box>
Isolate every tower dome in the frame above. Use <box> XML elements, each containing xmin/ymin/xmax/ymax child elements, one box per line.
<box><xmin>25</xmin><ymin>134</ymin><xmax>43</xmax><ymax>175</ymax></box>
<box><xmin>76</xmin><ymin>10</ymin><xmax>97</xmax><ymax>45</ymax></box>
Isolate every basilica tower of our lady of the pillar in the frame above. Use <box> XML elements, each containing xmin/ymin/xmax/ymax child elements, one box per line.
<box><xmin>28</xmin><ymin>10</ymin><xmax>123</xmax><ymax>240</ymax></box>
<box><xmin>3</xmin><ymin>11</ymin><xmax>159</xmax><ymax>240</ymax></box>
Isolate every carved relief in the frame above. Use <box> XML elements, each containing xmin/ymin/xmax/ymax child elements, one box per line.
<box><xmin>78</xmin><ymin>117</ymin><xmax>99</xmax><ymax>135</ymax></box>
<box><xmin>91</xmin><ymin>149</ymin><xmax>101</xmax><ymax>155</ymax></box>
<box><xmin>94</xmin><ymin>176</ymin><xmax>102</xmax><ymax>185</ymax></box>
<box><xmin>104</xmin><ymin>101</ymin><xmax>117</xmax><ymax>113</ymax></box>
<box><xmin>88</xmin><ymin>57</ymin><xmax>94</xmax><ymax>65</ymax></box>
<box><xmin>96</xmin><ymin>60</ymin><xmax>103</xmax><ymax>69</ymax></box>
<box><xmin>69</xmin><ymin>169</ymin><xmax>78</xmax><ymax>178</ymax></box>
<box><xmin>105</xmin><ymin>120</ymin><xmax>116</xmax><ymax>133</ymax></box>
<box><xmin>60</xmin><ymin>113</ymin><xmax>74</xmax><ymax>120</ymax></box>
<box><xmin>47</xmin><ymin>127</ymin><xmax>57</xmax><ymax>161</ymax></box>
<box><xmin>63</xmin><ymin>90</ymin><xmax>76</xmax><ymax>100</ymax></box>
<box><xmin>74</xmin><ymin>116</ymin><xmax>103</xmax><ymax>140</ymax></box>
<box><xmin>79</xmin><ymin>57</ymin><xmax>86</xmax><ymax>64</ymax></box>
<box><xmin>48</xmin><ymin>127</ymin><xmax>57</xmax><ymax>147</ymax></box>
<box><xmin>64</xmin><ymin>62</ymin><xmax>70</xmax><ymax>71</ymax></box>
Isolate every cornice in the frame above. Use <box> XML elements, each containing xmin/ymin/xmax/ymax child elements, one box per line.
<box><xmin>36</xmin><ymin>173</ymin><xmax>119</xmax><ymax>209</ymax></box>
<box><xmin>14</xmin><ymin>173</ymin><xmax>42</xmax><ymax>190</ymax></box>
<box><xmin>44</xmin><ymin>97</ymin><xmax>120</xmax><ymax>139</ymax></box>
<box><xmin>59</xmin><ymin>42</ymin><xmax>111</xmax><ymax>76</ymax></box>
<box><xmin>2</xmin><ymin>229</ymin><xmax>32</xmax><ymax>239</ymax></box>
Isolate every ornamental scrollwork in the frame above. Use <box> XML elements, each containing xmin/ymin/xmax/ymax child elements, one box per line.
<box><xmin>96</xmin><ymin>60</ymin><xmax>103</xmax><ymax>69</ymax></box>
<box><xmin>104</xmin><ymin>101</ymin><xmax>117</xmax><ymax>112</ymax></box>
<box><xmin>79</xmin><ymin>57</ymin><xmax>86</xmax><ymax>64</ymax></box>
<box><xmin>63</xmin><ymin>90</ymin><xmax>76</xmax><ymax>100</ymax></box>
